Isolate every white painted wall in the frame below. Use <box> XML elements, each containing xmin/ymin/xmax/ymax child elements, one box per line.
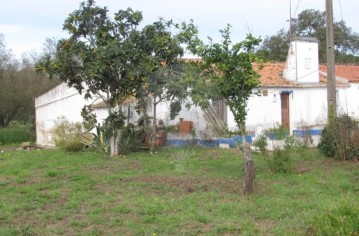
<box><xmin>35</xmin><ymin>83</ymin><xmax>106</xmax><ymax>146</ymax></box>
<box><xmin>283</xmin><ymin>38</ymin><xmax>319</xmax><ymax>83</ymax></box>
<box><xmin>153</xmin><ymin>99</ymin><xmax>208</xmax><ymax>137</ymax></box>
<box><xmin>227</xmin><ymin>87</ymin><xmax>328</xmax><ymax>135</ymax></box>
<box><xmin>36</xmin><ymin>82</ymin><xmax>359</xmax><ymax>147</ymax></box>
<box><xmin>337</xmin><ymin>83</ymin><xmax>359</xmax><ymax>118</ymax></box>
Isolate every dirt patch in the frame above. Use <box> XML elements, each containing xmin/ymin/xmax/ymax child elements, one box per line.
<box><xmin>123</xmin><ymin>175</ymin><xmax>242</xmax><ymax>195</ymax></box>
<box><xmin>254</xmin><ymin>219</ymin><xmax>277</xmax><ymax>235</ymax></box>
<box><xmin>87</xmin><ymin>160</ymin><xmax>143</xmax><ymax>175</ymax></box>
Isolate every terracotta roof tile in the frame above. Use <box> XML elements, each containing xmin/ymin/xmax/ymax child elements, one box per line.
<box><xmin>254</xmin><ymin>62</ymin><xmax>293</xmax><ymax>87</ymax></box>
<box><xmin>319</xmin><ymin>64</ymin><xmax>359</xmax><ymax>83</ymax></box>
<box><xmin>256</xmin><ymin>62</ymin><xmax>350</xmax><ymax>87</ymax></box>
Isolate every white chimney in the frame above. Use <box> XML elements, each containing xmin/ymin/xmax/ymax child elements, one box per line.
<box><xmin>282</xmin><ymin>37</ymin><xmax>319</xmax><ymax>83</ymax></box>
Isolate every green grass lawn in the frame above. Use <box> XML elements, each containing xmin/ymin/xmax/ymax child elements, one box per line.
<box><xmin>0</xmin><ymin>147</ymin><xmax>358</xmax><ymax>235</ymax></box>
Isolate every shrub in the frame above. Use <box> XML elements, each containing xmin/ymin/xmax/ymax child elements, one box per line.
<box><xmin>317</xmin><ymin>126</ymin><xmax>337</xmax><ymax>157</ymax></box>
<box><xmin>265</xmin><ymin>123</ymin><xmax>288</xmax><ymax>140</ymax></box>
<box><xmin>271</xmin><ymin>148</ymin><xmax>292</xmax><ymax>174</ymax></box>
<box><xmin>253</xmin><ymin>134</ymin><xmax>268</xmax><ymax>155</ymax></box>
<box><xmin>254</xmin><ymin>134</ymin><xmax>293</xmax><ymax>174</ymax></box>
<box><xmin>0</xmin><ymin>124</ymin><xmax>35</xmax><ymax>145</ymax></box>
<box><xmin>52</xmin><ymin>119</ymin><xmax>84</xmax><ymax>152</ymax></box>
<box><xmin>318</xmin><ymin>114</ymin><xmax>359</xmax><ymax>160</ymax></box>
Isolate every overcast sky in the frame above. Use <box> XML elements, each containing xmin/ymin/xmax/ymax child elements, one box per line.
<box><xmin>1</xmin><ymin>0</ymin><xmax>358</xmax><ymax>59</ymax></box>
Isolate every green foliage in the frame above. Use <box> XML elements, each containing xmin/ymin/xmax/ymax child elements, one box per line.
<box><xmin>270</xmin><ymin>148</ymin><xmax>293</xmax><ymax>174</ymax></box>
<box><xmin>253</xmin><ymin>134</ymin><xmax>268</xmax><ymax>155</ymax></box>
<box><xmin>0</xmin><ymin>148</ymin><xmax>357</xmax><ymax>234</ymax></box>
<box><xmin>256</xmin><ymin>29</ymin><xmax>289</xmax><ymax>61</ymax></box>
<box><xmin>189</xmin><ymin>25</ymin><xmax>262</xmax><ymax>133</ymax></box>
<box><xmin>318</xmin><ymin>126</ymin><xmax>336</xmax><ymax>158</ymax></box>
<box><xmin>306</xmin><ymin>198</ymin><xmax>359</xmax><ymax>235</ymax></box>
<box><xmin>318</xmin><ymin>114</ymin><xmax>359</xmax><ymax>160</ymax></box>
<box><xmin>0</xmin><ymin>35</ymin><xmax>59</xmax><ymax>127</ymax></box>
<box><xmin>0</xmin><ymin>124</ymin><xmax>35</xmax><ymax>145</ymax></box>
<box><xmin>258</xmin><ymin>9</ymin><xmax>359</xmax><ymax>63</ymax></box>
<box><xmin>254</xmin><ymin>126</ymin><xmax>306</xmax><ymax>174</ymax></box>
<box><xmin>35</xmin><ymin>0</ymin><xmax>196</xmax><ymax>155</ymax></box>
<box><xmin>52</xmin><ymin>118</ymin><xmax>84</xmax><ymax>152</ymax></box>
<box><xmin>265</xmin><ymin>123</ymin><xmax>289</xmax><ymax>140</ymax></box>
<box><xmin>82</xmin><ymin>124</ymin><xmax>109</xmax><ymax>153</ymax></box>
<box><xmin>81</xmin><ymin>105</ymin><xmax>97</xmax><ymax>131</ymax></box>
<box><xmin>117</xmin><ymin>124</ymin><xmax>146</xmax><ymax>155</ymax></box>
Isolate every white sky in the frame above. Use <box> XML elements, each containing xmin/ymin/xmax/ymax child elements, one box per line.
<box><xmin>0</xmin><ymin>0</ymin><xmax>358</xmax><ymax>59</ymax></box>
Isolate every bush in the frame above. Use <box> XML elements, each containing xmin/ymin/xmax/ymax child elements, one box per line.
<box><xmin>52</xmin><ymin>119</ymin><xmax>84</xmax><ymax>152</ymax></box>
<box><xmin>0</xmin><ymin>124</ymin><xmax>35</xmax><ymax>145</ymax></box>
<box><xmin>318</xmin><ymin>115</ymin><xmax>359</xmax><ymax>160</ymax></box>
<box><xmin>271</xmin><ymin>148</ymin><xmax>292</xmax><ymax>174</ymax></box>
<box><xmin>254</xmin><ymin>134</ymin><xmax>293</xmax><ymax>174</ymax></box>
<box><xmin>253</xmin><ymin>134</ymin><xmax>268</xmax><ymax>155</ymax></box>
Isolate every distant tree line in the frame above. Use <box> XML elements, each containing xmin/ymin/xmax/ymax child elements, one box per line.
<box><xmin>257</xmin><ymin>9</ymin><xmax>359</xmax><ymax>64</ymax></box>
<box><xmin>0</xmin><ymin>35</ymin><xmax>60</xmax><ymax>127</ymax></box>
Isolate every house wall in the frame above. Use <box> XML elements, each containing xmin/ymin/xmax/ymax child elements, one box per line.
<box><xmin>227</xmin><ymin>89</ymin><xmax>282</xmax><ymax>132</ymax></box>
<box><xmin>227</xmin><ymin>87</ymin><xmax>327</xmax><ymax>134</ymax></box>
<box><xmin>337</xmin><ymin>83</ymin><xmax>359</xmax><ymax>118</ymax></box>
<box><xmin>35</xmin><ymin>83</ymin><xmax>207</xmax><ymax>146</ymax></box>
<box><xmin>36</xmin><ymin>82</ymin><xmax>359</xmax><ymax>147</ymax></box>
<box><xmin>283</xmin><ymin>39</ymin><xmax>319</xmax><ymax>83</ymax></box>
<box><xmin>153</xmin><ymin>99</ymin><xmax>208</xmax><ymax>137</ymax></box>
<box><xmin>35</xmin><ymin>83</ymin><xmax>106</xmax><ymax>146</ymax></box>
<box><xmin>226</xmin><ymin>85</ymin><xmax>359</xmax><ymax>145</ymax></box>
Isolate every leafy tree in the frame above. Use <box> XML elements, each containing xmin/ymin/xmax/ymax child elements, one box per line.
<box><xmin>36</xmin><ymin>0</ymin><xmax>148</xmax><ymax>155</ymax></box>
<box><xmin>259</xmin><ymin>9</ymin><xmax>359</xmax><ymax>63</ymax></box>
<box><xmin>188</xmin><ymin>25</ymin><xmax>261</xmax><ymax>195</ymax></box>
<box><xmin>36</xmin><ymin>0</ymin><xmax>194</xmax><ymax>155</ymax></box>
<box><xmin>135</xmin><ymin>20</ymin><xmax>195</xmax><ymax>152</ymax></box>
<box><xmin>256</xmin><ymin>29</ymin><xmax>289</xmax><ymax>62</ymax></box>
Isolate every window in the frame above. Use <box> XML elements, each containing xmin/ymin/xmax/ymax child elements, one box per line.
<box><xmin>305</xmin><ymin>58</ymin><xmax>311</xmax><ymax>69</ymax></box>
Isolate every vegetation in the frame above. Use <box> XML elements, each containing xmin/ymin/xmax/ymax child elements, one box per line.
<box><xmin>0</xmin><ymin>122</ymin><xmax>35</xmax><ymax>145</ymax></box>
<box><xmin>52</xmin><ymin>118</ymin><xmax>86</xmax><ymax>152</ymax></box>
<box><xmin>185</xmin><ymin>24</ymin><xmax>262</xmax><ymax>195</ymax></box>
<box><xmin>258</xmin><ymin>9</ymin><xmax>359</xmax><ymax>63</ymax></box>
<box><xmin>0</xmin><ymin>147</ymin><xmax>357</xmax><ymax>235</ymax></box>
<box><xmin>318</xmin><ymin>114</ymin><xmax>359</xmax><ymax>161</ymax></box>
<box><xmin>0</xmin><ymin>35</ymin><xmax>60</xmax><ymax>127</ymax></box>
<box><xmin>35</xmin><ymin>0</ymin><xmax>195</xmax><ymax>155</ymax></box>
<box><xmin>253</xmin><ymin>125</ymin><xmax>307</xmax><ymax>174</ymax></box>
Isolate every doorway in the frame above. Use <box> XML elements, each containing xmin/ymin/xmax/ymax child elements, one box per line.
<box><xmin>280</xmin><ymin>93</ymin><xmax>290</xmax><ymax>130</ymax></box>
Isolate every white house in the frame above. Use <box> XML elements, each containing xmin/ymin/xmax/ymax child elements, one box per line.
<box><xmin>35</xmin><ymin>37</ymin><xmax>359</xmax><ymax>147</ymax></box>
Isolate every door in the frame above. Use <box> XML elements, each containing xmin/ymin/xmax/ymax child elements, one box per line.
<box><xmin>280</xmin><ymin>93</ymin><xmax>290</xmax><ymax>130</ymax></box>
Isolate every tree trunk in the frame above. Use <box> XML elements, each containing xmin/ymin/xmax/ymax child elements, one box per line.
<box><xmin>241</xmin><ymin>126</ymin><xmax>255</xmax><ymax>195</ymax></box>
<box><xmin>149</xmin><ymin>96</ymin><xmax>157</xmax><ymax>154</ymax></box>
<box><xmin>242</xmin><ymin>142</ymin><xmax>255</xmax><ymax>195</ymax></box>
<box><xmin>110</xmin><ymin>130</ymin><xmax>120</xmax><ymax>157</ymax></box>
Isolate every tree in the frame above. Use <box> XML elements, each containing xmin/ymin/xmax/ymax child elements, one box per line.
<box><xmin>189</xmin><ymin>25</ymin><xmax>261</xmax><ymax>195</ymax></box>
<box><xmin>259</xmin><ymin>9</ymin><xmax>359</xmax><ymax>63</ymax></box>
<box><xmin>36</xmin><ymin>0</ymin><xmax>148</xmax><ymax>155</ymax></box>
<box><xmin>256</xmin><ymin>29</ymin><xmax>289</xmax><ymax>62</ymax></box>
<box><xmin>136</xmin><ymin>20</ymin><xmax>194</xmax><ymax>153</ymax></box>
<box><xmin>0</xmin><ymin>35</ymin><xmax>58</xmax><ymax>127</ymax></box>
<box><xmin>36</xmin><ymin>0</ymin><xmax>194</xmax><ymax>155</ymax></box>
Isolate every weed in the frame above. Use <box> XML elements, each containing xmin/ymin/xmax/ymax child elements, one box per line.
<box><xmin>52</xmin><ymin>117</ymin><xmax>84</xmax><ymax>152</ymax></box>
<box><xmin>0</xmin><ymin>148</ymin><xmax>357</xmax><ymax>235</ymax></box>
<box><xmin>305</xmin><ymin>198</ymin><xmax>359</xmax><ymax>235</ymax></box>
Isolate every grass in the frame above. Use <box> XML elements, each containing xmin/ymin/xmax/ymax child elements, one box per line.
<box><xmin>0</xmin><ymin>126</ymin><xmax>35</xmax><ymax>145</ymax></box>
<box><xmin>0</xmin><ymin>147</ymin><xmax>358</xmax><ymax>235</ymax></box>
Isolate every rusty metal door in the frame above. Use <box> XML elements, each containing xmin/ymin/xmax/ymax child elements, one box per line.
<box><xmin>280</xmin><ymin>93</ymin><xmax>290</xmax><ymax>130</ymax></box>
